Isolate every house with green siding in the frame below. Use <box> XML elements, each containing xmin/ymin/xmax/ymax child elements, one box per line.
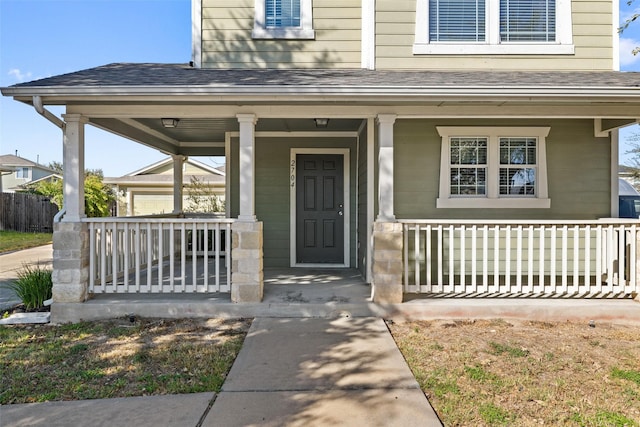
<box><xmin>2</xmin><ymin>0</ymin><xmax>640</xmax><ymax>318</ymax></box>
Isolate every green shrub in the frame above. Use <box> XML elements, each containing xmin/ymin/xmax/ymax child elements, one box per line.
<box><xmin>4</xmin><ymin>264</ymin><xmax>52</xmax><ymax>310</ymax></box>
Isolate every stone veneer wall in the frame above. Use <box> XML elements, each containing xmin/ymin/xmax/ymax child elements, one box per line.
<box><xmin>372</xmin><ymin>221</ymin><xmax>403</xmax><ymax>303</ymax></box>
<box><xmin>231</xmin><ymin>221</ymin><xmax>264</xmax><ymax>302</ymax></box>
<box><xmin>52</xmin><ymin>221</ymin><xmax>89</xmax><ymax>303</ymax></box>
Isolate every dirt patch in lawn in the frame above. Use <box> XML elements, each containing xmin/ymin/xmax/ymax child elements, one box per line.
<box><xmin>389</xmin><ymin>319</ymin><xmax>640</xmax><ymax>427</ymax></box>
<box><xmin>0</xmin><ymin>317</ymin><xmax>251</xmax><ymax>404</ymax></box>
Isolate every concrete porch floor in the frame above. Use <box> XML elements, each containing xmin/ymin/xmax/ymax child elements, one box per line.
<box><xmin>50</xmin><ymin>268</ymin><xmax>640</xmax><ymax>325</ymax></box>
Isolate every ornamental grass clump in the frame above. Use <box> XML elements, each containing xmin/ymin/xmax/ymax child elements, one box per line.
<box><xmin>5</xmin><ymin>264</ymin><xmax>52</xmax><ymax>310</ymax></box>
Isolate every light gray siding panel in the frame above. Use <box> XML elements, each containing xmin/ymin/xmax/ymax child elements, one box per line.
<box><xmin>201</xmin><ymin>0</ymin><xmax>362</xmax><ymax>69</ymax></box>
<box><xmin>394</xmin><ymin>119</ymin><xmax>611</xmax><ymax>220</ymax></box>
<box><xmin>375</xmin><ymin>0</ymin><xmax>614</xmax><ymax>71</ymax></box>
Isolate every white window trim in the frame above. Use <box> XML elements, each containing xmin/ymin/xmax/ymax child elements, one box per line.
<box><xmin>16</xmin><ymin>167</ymin><xmax>30</xmax><ymax>179</ymax></box>
<box><xmin>436</xmin><ymin>127</ymin><xmax>551</xmax><ymax>209</ymax></box>
<box><xmin>252</xmin><ymin>0</ymin><xmax>315</xmax><ymax>40</ymax></box>
<box><xmin>414</xmin><ymin>0</ymin><xmax>574</xmax><ymax>55</ymax></box>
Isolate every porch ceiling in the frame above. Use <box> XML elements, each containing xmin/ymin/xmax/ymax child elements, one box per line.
<box><xmin>87</xmin><ymin>117</ymin><xmax>365</xmax><ymax>156</ymax></box>
<box><xmin>3</xmin><ymin>63</ymin><xmax>640</xmax><ymax>156</ymax></box>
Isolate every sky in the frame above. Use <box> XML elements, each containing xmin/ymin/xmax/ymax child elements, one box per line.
<box><xmin>1</xmin><ymin>0</ymin><xmax>640</xmax><ymax>177</ymax></box>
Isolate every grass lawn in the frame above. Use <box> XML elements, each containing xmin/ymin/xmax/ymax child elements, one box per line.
<box><xmin>390</xmin><ymin>319</ymin><xmax>640</xmax><ymax>426</ymax></box>
<box><xmin>0</xmin><ymin>230</ymin><xmax>52</xmax><ymax>253</ymax></box>
<box><xmin>0</xmin><ymin>318</ymin><xmax>250</xmax><ymax>404</ymax></box>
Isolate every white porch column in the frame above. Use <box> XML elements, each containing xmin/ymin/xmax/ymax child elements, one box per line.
<box><xmin>237</xmin><ymin>114</ymin><xmax>257</xmax><ymax>221</ymax></box>
<box><xmin>53</xmin><ymin>114</ymin><xmax>89</xmax><ymax>307</ymax></box>
<box><xmin>126</xmin><ymin>190</ymin><xmax>133</xmax><ymax>216</ymax></box>
<box><xmin>377</xmin><ymin>114</ymin><xmax>397</xmax><ymax>221</ymax></box>
<box><xmin>172</xmin><ymin>154</ymin><xmax>186</xmax><ymax>214</ymax></box>
<box><xmin>61</xmin><ymin>114</ymin><xmax>87</xmax><ymax>222</ymax></box>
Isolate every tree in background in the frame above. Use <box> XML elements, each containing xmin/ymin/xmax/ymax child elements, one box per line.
<box><xmin>183</xmin><ymin>176</ymin><xmax>224</xmax><ymax>213</ymax></box>
<box><xmin>620</xmin><ymin>0</ymin><xmax>640</xmax><ymax>53</ymax></box>
<box><xmin>26</xmin><ymin>168</ymin><xmax>116</xmax><ymax>218</ymax></box>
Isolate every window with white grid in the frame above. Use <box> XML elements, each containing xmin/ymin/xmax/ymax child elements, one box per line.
<box><xmin>437</xmin><ymin>127</ymin><xmax>550</xmax><ymax>209</ymax></box>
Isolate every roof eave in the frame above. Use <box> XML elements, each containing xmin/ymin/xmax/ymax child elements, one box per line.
<box><xmin>4</xmin><ymin>85</ymin><xmax>640</xmax><ymax>99</ymax></box>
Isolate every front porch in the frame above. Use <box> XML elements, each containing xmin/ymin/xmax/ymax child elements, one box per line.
<box><xmin>5</xmin><ymin>66</ymin><xmax>640</xmax><ymax>321</ymax></box>
<box><xmin>51</xmin><ymin>267</ymin><xmax>640</xmax><ymax>325</ymax></box>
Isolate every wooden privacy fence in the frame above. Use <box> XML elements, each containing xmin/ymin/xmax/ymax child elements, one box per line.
<box><xmin>0</xmin><ymin>192</ymin><xmax>59</xmax><ymax>233</ymax></box>
<box><xmin>401</xmin><ymin>219</ymin><xmax>640</xmax><ymax>298</ymax></box>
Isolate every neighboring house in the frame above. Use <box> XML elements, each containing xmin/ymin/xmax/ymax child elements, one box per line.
<box><xmin>619</xmin><ymin>164</ymin><xmax>640</xmax><ymax>190</ymax></box>
<box><xmin>619</xmin><ymin>178</ymin><xmax>640</xmax><ymax>218</ymax></box>
<box><xmin>2</xmin><ymin>0</ymin><xmax>640</xmax><ymax>316</ymax></box>
<box><xmin>0</xmin><ymin>154</ymin><xmax>60</xmax><ymax>193</ymax></box>
<box><xmin>104</xmin><ymin>157</ymin><xmax>225</xmax><ymax>216</ymax></box>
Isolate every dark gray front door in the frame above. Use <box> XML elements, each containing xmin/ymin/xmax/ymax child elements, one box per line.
<box><xmin>296</xmin><ymin>154</ymin><xmax>344</xmax><ymax>264</ymax></box>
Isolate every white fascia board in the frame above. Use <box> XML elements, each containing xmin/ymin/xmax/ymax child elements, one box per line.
<box><xmin>5</xmin><ymin>85</ymin><xmax>640</xmax><ymax>99</ymax></box>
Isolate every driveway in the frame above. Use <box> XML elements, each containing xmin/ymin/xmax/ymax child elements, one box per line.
<box><xmin>0</xmin><ymin>244</ymin><xmax>53</xmax><ymax>311</ymax></box>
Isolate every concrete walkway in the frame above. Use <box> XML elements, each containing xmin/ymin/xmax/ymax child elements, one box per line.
<box><xmin>0</xmin><ymin>244</ymin><xmax>52</xmax><ymax>312</ymax></box>
<box><xmin>0</xmin><ymin>317</ymin><xmax>442</xmax><ymax>427</ymax></box>
<box><xmin>205</xmin><ymin>317</ymin><xmax>441</xmax><ymax>427</ymax></box>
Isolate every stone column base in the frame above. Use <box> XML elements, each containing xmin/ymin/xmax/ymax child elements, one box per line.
<box><xmin>372</xmin><ymin>221</ymin><xmax>404</xmax><ymax>304</ymax></box>
<box><xmin>52</xmin><ymin>221</ymin><xmax>89</xmax><ymax>303</ymax></box>
<box><xmin>231</xmin><ymin>221</ymin><xmax>264</xmax><ymax>303</ymax></box>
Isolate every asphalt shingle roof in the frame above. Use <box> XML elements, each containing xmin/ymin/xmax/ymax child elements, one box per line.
<box><xmin>8</xmin><ymin>63</ymin><xmax>640</xmax><ymax>89</ymax></box>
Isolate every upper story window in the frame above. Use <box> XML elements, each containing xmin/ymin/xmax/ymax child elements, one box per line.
<box><xmin>252</xmin><ymin>0</ymin><xmax>315</xmax><ymax>39</ymax></box>
<box><xmin>16</xmin><ymin>167</ymin><xmax>30</xmax><ymax>179</ymax></box>
<box><xmin>436</xmin><ymin>127</ymin><xmax>551</xmax><ymax>209</ymax></box>
<box><xmin>414</xmin><ymin>0</ymin><xmax>573</xmax><ymax>55</ymax></box>
<box><xmin>429</xmin><ymin>0</ymin><xmax>486</xmax><ymax>42</ymax></box>
<box><xmin>500</xmin><ymin>0</ymin><xmax>555</xmax><ymax>42</ymax></box>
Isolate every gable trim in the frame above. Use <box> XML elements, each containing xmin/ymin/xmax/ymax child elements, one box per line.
<box><xmin>191</xmin><ymin>0</ymin><xmax>202</xmax><ymax>68</ymax></box>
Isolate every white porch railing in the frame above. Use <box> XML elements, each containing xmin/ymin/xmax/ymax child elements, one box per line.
<box><xmin>84</xmin><ymin>217</ymin><xmax>234</xmax><ymax>293</ymax></box>
<box><xmin>400</xmin><ymin>220</ymin><xmax>640</xmax><ymax>297</ymax></box>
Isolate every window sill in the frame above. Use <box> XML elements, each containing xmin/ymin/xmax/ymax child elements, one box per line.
<box><xmin>437</xmin><ymin>198</ymin><xmax>551</xmax><ymax>209</ymax></box>
<box><xmin>252</xmin><ymin>27</ymin><xmax>315</xmax><ymax>40</ymax></box>
<box><xmin>413</xmin><ymin>43</ymin><xmax>575</xmax><ymax>55</ymax></box>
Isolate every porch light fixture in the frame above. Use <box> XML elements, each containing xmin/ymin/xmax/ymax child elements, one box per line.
<box><xmin>161</xmin><ymin>118</ymin><xmax>180</xmax><ymax>128</ymax></box>
<box><xmin>314</xmin><ymin>118</ymin><xmax>329</xmax><ymax>128</ymax></box>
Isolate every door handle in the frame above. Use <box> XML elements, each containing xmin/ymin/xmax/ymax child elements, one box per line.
<box><xmin>338</xmin><ymin>211</ymin><xmax>343</xmax><ymax>216</ymax></box>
